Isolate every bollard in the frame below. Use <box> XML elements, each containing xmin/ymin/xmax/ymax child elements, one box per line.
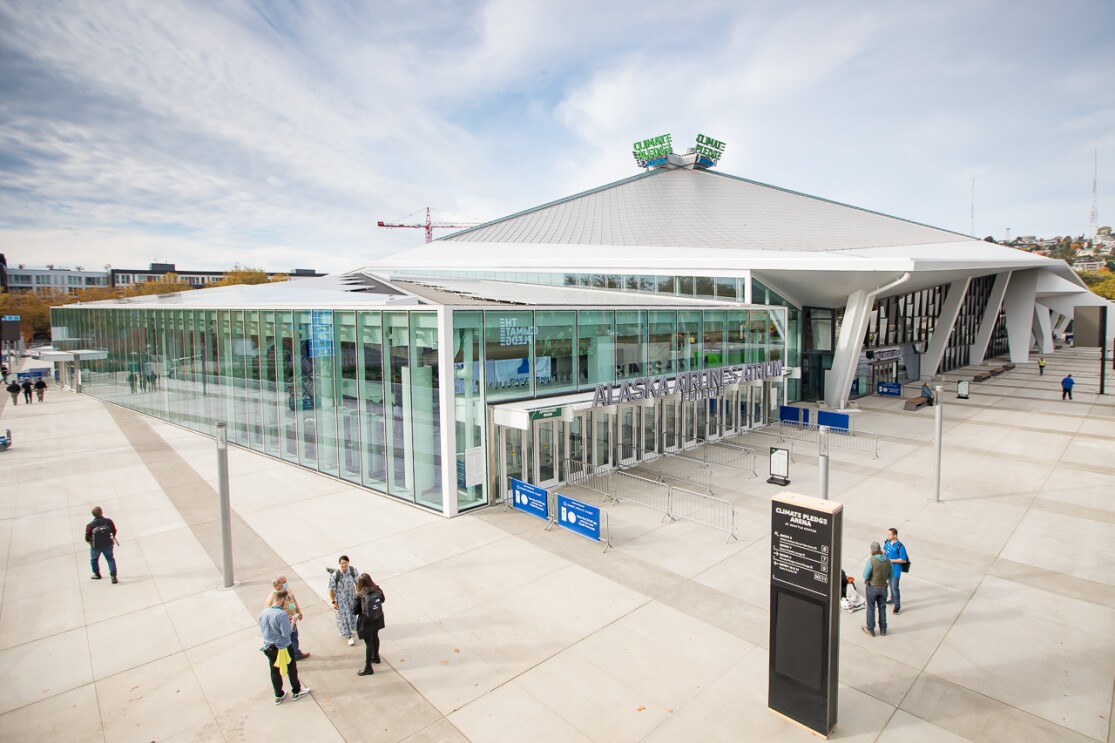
<box><xmin>818</xmin><ymin>425</ymin><xmax>830</xmax><ymax>500</ymax></box>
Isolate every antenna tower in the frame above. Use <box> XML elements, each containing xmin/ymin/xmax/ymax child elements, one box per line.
<box><xmin>970</xmin><ymin>178</ymin><xmax>975</xmax><ymax>237</ymax></box>
<box><xmin>1089</xmin><ymin>149</ymin><xmax>1098</xmax><ymax>241</ymax></box>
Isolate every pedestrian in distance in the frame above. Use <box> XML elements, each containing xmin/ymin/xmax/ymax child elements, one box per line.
<box><xmin>21</xmin><ymin>379</ymin><xmax>32</xmax><ymax>404</ymax></box>
<box><xmin>127</xmin><ymin>372</ymin><xmax>137</xmax><ymax>393</ymax></box>
<box><xmin>1038</xmin><ymin>357</ymin><xmax>1046</xmax><ymax>375</ymax></box>
<box><xmin>85</xmin><ymin>506</ymin><xmax>119</xmax><ymax>583</ymax></box>
<box><xmin>883</xmin><ymin>527</ymin><xmax>909</xmax><ymax>613</ymax></box>
<box><xmin>259</xmin><ymin>590</ymin><xmax>311</xmax><ymax>705</ymax></box>
<box><xmin>6</xmin><ymin>380</ymin><xmax>19</xmax><ymax>404</ymax></box>
<box><xmin>329</xmin><ymin>555</ymin><xmax>359</xmax><ymax>646</ymax></box>
<box><xmin>34</xmin><ymin>378</ymin><xmax>46</xmax><ymax>402</ymax></box>
<box><xmin>263</xmin><ymin>575</ymin><xmax>310</xmax><ymax>661</ymax></box>
<box><xmin>352</xmin><ymin>573</ymin><xmax>386</xmax><ymax>676</ymax></box>
<box><xmin>920</xmin><ymin>382</ymin><xmax>935</xmax><ymax>406</ymax></box>
<box><xmin>1061</xmin><ymin>374</ymin><xmax>1075</xmax><ymax>400</ymax></box>
<box><xmin>862</xmin><ymin>541</ymin><xmax>890</xmax><ymax>637</ymax></box>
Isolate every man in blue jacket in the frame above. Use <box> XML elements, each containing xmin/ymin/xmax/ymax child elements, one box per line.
<box><xmin>1061</xmin><ymin>374</ymin><xmax>1075</xmax><ymax>401</ymax></box>
<box><xmin>884</xmin><ymin>528</ymin><xmax>909</xmax><ymax>614</ymax></box>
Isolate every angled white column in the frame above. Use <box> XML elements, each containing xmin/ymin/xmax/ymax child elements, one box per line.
<box><xmin>1003</xmin><ymin>269</ymin><xmax>1039</xmax><ymax>363</ymax></box>
<box><xmin>920</xmin><ymin>278</ymin><xmax>970</xmax><ymax>379</ymax></box>
<box><xmin>824</xmin><ymin>289</ymin><xmax>872</xmax><ymax>409</ymax></box>
<box><xmin>824</xmin><ymin>273</ymin><xmax>910</xmax><ymax>409</ymax></box>
<box><xmin>1033</xmin><ymin>304</ymin><xmax>1054</xmax><ymax>354</ymax></box>
<box><xmin>1054</xmin><ymin>312</ymin><xmax>1071</xmax><ymax>339</ymax></box>
<box><xmin>970</xmin><ymin>271</ymin><xmax>1011</xmax><ymax>365</ymax></box>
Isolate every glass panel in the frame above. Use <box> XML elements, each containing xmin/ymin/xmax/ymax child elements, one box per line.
<box><xmin>335</xmin><ymin>311</ymin><xmax>361</xmax><ymax>484</ymax></box>
<box><xmin>411</xmin><ymin>312</ymin><xmax>441</xmax><ymax>510</ymax></box>
<box><xmin>385</xmin><ymin>312</ymin><xmax>413</xmax><ymax>500</ymax></box>
<box><xmin>358</xmin><ymin>311</ymin><xmax>387</xmax><ymax>490</ymax></box>
<box><xmin>453</xmin><ymin>311</ymin><xmax>486</xmax><ymax>510</ymax></box>
<box><xmin>727</xmin><ymin>310</ymin><xmax>749</xmax><ymax>364</ymax></box>
<box><xmin>749</xmin><ymin>310</ymin><xmax>769</xmax><ymax>363</ymax></box>
<box><xmin>484</xmin><ymin>311</ymin><xmax>533</xmax><ymax>401</ymax></box>
<box><xmin>312</xmin><ymin>310</ymin><xmax>339</xmax><ymax>477</ymax></box>
<box><xmin>715</xmin><ymin>277</ymin><xmax>737</xmax><ymax>301</ymax></box>
<box><xmin>260</xmin><ymin>310</ymin><xmax>281</xmax><ymax>456</ymax></box>
<box><xmin>534</xmin><ymin>311</ymin><xmax>576</xmax><ymax>395</ymax></box>
<box><xmin>615</xmin><ymin>310</ymin><xmax>647</xmax><ymax>381</ymax></box>
<box><xmin>702</xmin><ymin>311</ymin><xmax>726</xmax><ymax>368</ymax></box>
<box><xmin>577</xmin><ymin>310</ymin><xmax>614</xmax><ymax>388</ymax></box>
<box><xmin>293</xmin><ymin>310</ymin><xmax>318</xmax><ymax>467</ymax></box>
<box><xmin>648</xmin><ymin>310</ymin><xmax>676</xmax><ymax>377</ymax></box>
<box><xmin>277</xmin><ymin>311</ymin><xmax>299</xmax><ymax>463</ymax></box>
<box><xmin>677</xmin><ymin>310</ymin><xmax>702</xmax><ymax>373</ymax></box>
<box><xmin>245</xmin><ymin>310</ymin><xmax>263</xmax><ymax>451</ymax></box>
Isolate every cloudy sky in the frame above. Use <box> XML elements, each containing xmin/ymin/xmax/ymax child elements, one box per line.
<box><xmin>1</xmin><ymin>0</ymin><xmax>1112</xmax><ymax>274</ymax></box>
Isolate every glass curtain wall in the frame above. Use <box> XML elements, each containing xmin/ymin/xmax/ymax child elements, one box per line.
<box><xmin>452</xmin><ymin>311</ymin><xmax>487</xmax><ymax>510</ymax></box>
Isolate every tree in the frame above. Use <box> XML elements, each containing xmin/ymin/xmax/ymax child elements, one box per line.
<box><xmin>1091</xmin><ymin>277</ymin><xmax>1115</xmax><ymax>300</ymax></box>
<box><xmin>1099</xmin><ymin>226</ymin><xmax>1112</xmax><ymax>237</ymax></box>
<box><xmin>132</xmin><ymin>272</ymin><xmax>194</xmax><ymax>295</ymax></box>
<box><xmin>216</xmin><ymin>265</ymin><xmax>271</xmax><ymax>286</ymax></box>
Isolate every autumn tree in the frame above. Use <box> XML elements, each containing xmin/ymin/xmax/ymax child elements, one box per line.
<box><xmin>216</xmin><ymin>265</ymin><xmax>271</xmax><ymax>286</ymax></box>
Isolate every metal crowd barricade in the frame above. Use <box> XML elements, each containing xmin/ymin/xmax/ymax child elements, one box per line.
<box><xmin>632</xmin><ymin>443</ymin><xmax>714</xmax><ymax>493</ymax></box>
<box><xmin>668</xmin><ymin>486</ymin><xmax>737</xmax><ymax>543</ymax></box>
<box><xmin>728</xmin><ymin>426</ymin><xmax>796</xmax><ymax>462</ymax></box>
<box><xmin>702</xmin><ymin>439</ymin><xmax>758</xmax><ymax>477</ymax></box>
<box><xmin>777</xmin><ymin>421</ymin><xmax>880</xmax><ymax>458</ymax></box>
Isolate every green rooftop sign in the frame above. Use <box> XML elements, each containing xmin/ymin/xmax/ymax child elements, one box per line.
<box><xmin>695</xmin><ymin>133</ymin><xmax>726</xmax><ymax>165</ymax></box>
<box><xmin>633</xmin><ymin>133</ymin><xmax>673</xmax><ymax>167</ymax></box>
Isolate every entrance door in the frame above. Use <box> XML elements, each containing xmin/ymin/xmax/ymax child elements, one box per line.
<box><xmin>534</xmin><ymin>418</ymin><xmax>561</xmax><ymax>489</ymax></box>
<box><xmin>499</xmin><ymin>426</ymin><xmax>526</xmax><ymax>501</ymax></box>
<box><xmin>681</xmin><ymin>400</ymin><xmax>699</xmax><ymax>450</ymax></box>
<box><xmin>618</xmin><ymin>406</ymin><xmax>638</xmax><ymax>464</ymax></box>
<box><xmin>641</xmin><ymin>404</ymin><xmax>657</xmax><ymax>457</ymax></box>
<box><xmin>568</xmin><ymin>413</ymin><xmax>588</xmax><ymax>481</ymax></box>
<box><xmin>662</xmin><ymin>398</ymin><xmax>679</xmax><ymax>452</ymax></box>
<box><xmin>592</xmin><ymin>410</ymin><xmax>612</xmax><ymax>471</ymax></box>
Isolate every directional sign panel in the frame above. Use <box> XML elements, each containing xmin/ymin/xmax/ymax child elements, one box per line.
<box><xmin>771</xmin><ymin>505</ymin><xmax>833</xmax><ymax>598</ymax></box>
<box><xmin>510</xmin><ymin>478</ymin><xmax>549</xmax><ymax>521</ymax></box>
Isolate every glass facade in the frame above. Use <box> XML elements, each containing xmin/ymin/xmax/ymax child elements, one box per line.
<box><xmin>52</xmin><ymin>303</ymin><xmax>788</xmax><ymax>516</ymax></box>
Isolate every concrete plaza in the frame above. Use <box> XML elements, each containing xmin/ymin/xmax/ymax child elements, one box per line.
<box><xmin>0</xmin><ymin>347</ymin><xmax>1113</xmax><ymax>742</ymax></box>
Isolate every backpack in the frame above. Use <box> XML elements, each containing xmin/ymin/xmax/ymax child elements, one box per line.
<box><xmin>360</xmin><ymin>591</ymin><xmax>384</xmax><ymax>623</ymax></box>
<box><xmin>896</xmin><ymin>541</ymin><xmax>911</xmax><ymax>573</ymax></box>
<box><xmin>91</xmin><ymin>519</ymin><xmax>114</xmax><ymax>548</ymax></box>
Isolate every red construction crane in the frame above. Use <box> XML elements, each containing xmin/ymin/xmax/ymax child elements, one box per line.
<box><xmin>377</xmin><ymin>207</ymin><xmax>481</xmax><ymax>243</ymax></box>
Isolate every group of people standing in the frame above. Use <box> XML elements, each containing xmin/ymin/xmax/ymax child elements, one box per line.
<box><xmin>6</xmin><ymin>378</ymin><xmax>46</xmax><ymax>404</ymax></box>
<box><xmin>861</xmin><ymin>528</ymin><xmax>908</xmax><ymax>638</ymax></box>
<box><xmin>257</xmin><ymin>554</ymin><xmax>387</xmax><ymax>705</ymax></box>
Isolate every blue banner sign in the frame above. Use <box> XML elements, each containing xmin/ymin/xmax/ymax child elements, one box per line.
<box><xmin>779</xmin><ymin>405</ymin><xmax>809</xmax><ymax>425</ymax></box>
<box><xmin>309</xmin><ymin>310</ymin><xmax>334</xmax><ymax>359</ymax></box>
<box><xmin>555</xmin><ymin>494</ymin><xmax>601</xmax><ymax>542</ymax></box>
<box><xmin>816</xmin><ymin>410</ymin><xmax>850</xmax><ymax>432</ymax></box>
<box><xmin>16</xmin><ymin>369</ymin><xmax>49</xmax><ymax>380</ymax></box>
<box><xmin>510</xmin><ymin>478</ymin><xmax>549</xmax><ymax>521</ymax></box>
<box><xmin>876</xmin><ymin>381</ymin><xmax>902</xmax><ymax>397</ymax></box>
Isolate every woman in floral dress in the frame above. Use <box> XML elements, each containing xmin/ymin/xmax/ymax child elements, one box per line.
<box><xmin>329</xmin><ymin>555</ymin><xmax>359</xmax><ymax>645</ymax></box>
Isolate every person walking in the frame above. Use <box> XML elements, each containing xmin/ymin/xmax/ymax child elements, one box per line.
<box><xmin>21</xmin><ymin>379</ymin><xmax>32</xmax><ymax>404</ymax></box>
<box><xmin>6</xmin><ymin>380</ymin><xmax>20</xmax><ymax>404</ymax></box>
<box><xmin>84</xmin><ymin>506</ymin><xmax>119</xmax><ymax>583</ymax></box>
<box><xmin>34</xmin><ymin>378</ymin><xmax>46</xmax><ymax>402</ymax></box>
<box><xmin>862</xmin><ymin>541</ymin><xmax>890</xmax><ymax>637</ymax></box>
<box><xmin>259</xmin><ymin>590</ymin><xmax>311</xmax><ymax>705</ymax></box>
<box><xmin>329</xmin><ymin>555</ymin><xmax>359</xmax><ymax>645</ymax></box>
<box><xmin>263</xmin><ymin>575</ymin><xmax>310</xmax><ymax>661</ymax></box>
<box><xmin>1038</xmin><ymin>357</ymin><xmax>1046</xmax><ymax>376</ymax></box>
<box><xmin>352</xmin><ymin>573</ymin><xmax>386</xmax><ymax>676</ymax></box>
<box><xmin>883</xmin><ymin>528</ymin><xmax>909</xmax><ymax>613</ymax></box>
<box><xmin>1061</xmin><ymin>374</ymin><xmax>1075</xmax><ymax>400</ymax></box>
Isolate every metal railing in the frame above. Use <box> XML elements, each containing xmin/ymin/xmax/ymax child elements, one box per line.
<box><xmin>725</xmin><ymin>426</ymin><xmax>795</xmax><ymax>462</ymax></box>
<box><xmin>669</xmin><ymin>486</ymin><xmax>737</xmax><ymax>543</ymax></box>
<box><xmin>620</xmin><ymin>443</ymin><xmax>713</xmax><ymax>493</ymax></box>
<box><xmin>776</xmin><ymin>420</ymin><xmax>880</xmax><ymax>458</ymax></box>
<box><xmin>702</xmin><ymin>439</ymin><xmax>758</xmax><ymax>476</ymax></box>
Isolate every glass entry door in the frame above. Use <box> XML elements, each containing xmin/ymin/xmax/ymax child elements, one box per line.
<box><xmin>533</xmin><ymin>418</ymin><xmax>561</xmax><ymax>489</ymax></box>
<box><xmin>499</xmin><ymin>426</ymin><xmax>525</xmax><ymax>501</ymax></box>
<box><xmin>618</xmin><ymin>407</ymin><xmax>638</xmax><ymax>464</ymax></box>
<box><xmin>590</xmin><ymin>410</ymin><xmax>612</xmax><ymax>471</ymax></box>
<box><xmin>662</xmin><ymin>398</ymin><xmax>679</xmax><ymax>452</ymax></box>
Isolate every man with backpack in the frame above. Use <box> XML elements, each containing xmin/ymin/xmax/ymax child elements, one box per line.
<box><xmin>883</xmin><ymin>527</ymin><xmax>909</xmax><ymax>614</ymax></box>
<box><xmin>85</xmin><ymin>506</ymin><xmax>119</xmax><ymax>583</ymax></box>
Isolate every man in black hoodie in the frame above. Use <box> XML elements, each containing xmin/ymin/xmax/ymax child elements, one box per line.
<box><xmin>84</xmin><ymin>506</ymin><xmax>119</xmax><ymax>583</ymax></box>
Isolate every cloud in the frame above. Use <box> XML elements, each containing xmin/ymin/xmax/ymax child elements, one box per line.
<box><xmin>0</xmin><ymin>0</ymin><xmax>1113</xmax><ymax>274</ymax></box>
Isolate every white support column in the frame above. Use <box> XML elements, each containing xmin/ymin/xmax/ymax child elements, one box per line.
<box><xmin>921</xmin><ymin>278</ymin><xmax>970</xmax><ymax>380</ymax></box>
<box><xmin>1054</xmin><ymin>312</ymin><xmax>1071</xmax><ymax>339</ymax></box>
<box><xmin>824</xmin><ymin>289</ymin><xmax>872</xmax><ymax>409</ymax></box>
<box><xmin>824</xmin><ymin>273</ymin><xmax>910</xmax><ymax>409</ymax></box>
<box><xmin>1003</xmin><ymin>269</ymin><xmax>1039</xmax><ymax>363</ymax></box>
<box><xmin>437</xmin><ymin>308</ymin><xmax>459</xmax><ymax>518</ymax></box>
<box><xmin>1032</xmin><ymin>304</ymin><xmax>1054</xmax><ymax>354</ymax></box>
<box><xmin>970</xmin><ymin>272</ymin><xmax>1011</xmax><ymax>365</ymax></box>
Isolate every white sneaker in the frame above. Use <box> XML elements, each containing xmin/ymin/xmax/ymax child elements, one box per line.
<box><xmin>292</xmin><ymin>688</ymin><xmax>311</xmax><ymax>701</ymax></box>
<box><xmin>347</xmin><ymin>637</ymin><xmax>355</xmax><ymax>646</ymax></box>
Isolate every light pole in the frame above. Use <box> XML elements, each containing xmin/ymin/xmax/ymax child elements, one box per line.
<box><xmin>818</xmin><ymin>425</ymin><xmax>830</xmax><ymax>501</ymax></box>
<box><xmin>933</xmin><ymin>385</ymin><xmax>944</xmax><ymax>503</ymax></box>
<box><xmin>216</xmin><ymin>421</ymin><xmax>235</xmax><ymax>588</ymax></box>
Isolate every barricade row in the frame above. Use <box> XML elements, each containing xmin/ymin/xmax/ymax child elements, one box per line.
<box><xmin>506</xmin><ymin>477</ymin><xmax>611</xmax><ymax>552</ymax></box>
<box><xmin>564</xmin><ymin>461</ymin><xmax>736</xmax><ymax>543</ymax></box>
<box><xmin>776</xmin><ymin>420</ymin><xmax>880</xmax><ymax>458</ymax></box>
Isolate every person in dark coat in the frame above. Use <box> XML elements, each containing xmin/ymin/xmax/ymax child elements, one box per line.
<box><xmin>21</xmin><ymin>379</ymin><xmax>32</xmax><ymax>403</ymax></box>
<box><xmin>6</xmin><ymin>380</ymin><xmax>20</xmax><ymax>404</ymax></box>
<box><xmin>351</xmin><ymin>573</ymin><xmax>386</xmax><ymax>676</ymax></box>
<box><xmin>34</xmin><ymin>378</ymin><xmax>46</xmax><ymax>402</ymax></box>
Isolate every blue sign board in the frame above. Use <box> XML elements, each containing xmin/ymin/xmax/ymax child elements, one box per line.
<box><xmin>876</xmin><ymin>381</ymin><xmax>902</xmax><ymax>397</ymax></box>
<box><xmin>555</xmin><ymin>494</ymin><xmax>601</xmax><ymax>542</ymax></box>
<box><xmin>816</xmin><ymin>410</ymin><xmax>850</xmax><ymax>432</ymax></box>
<box><xmin>779</xmin><ymin>405</ymin><xmax>810</xmax><ymax>425</ymax></box>
<box><xmin>510</xmin><ymin>478</ymin><xmax>549</xmax><ymax>521</ymax></box>
<box><xmin>309</xmin><ymin>310</ymin><xmax>334</xmax><ymax>359</ymax></box>
<box><xmin>2</xmin><ymin>315</ymin><xmax>19</xmax><ymax>321</ymax></box>
<box><xmin>16</xmin><ymin>369</ymin><xmax>49</xmax><ymax>380</ymax></box>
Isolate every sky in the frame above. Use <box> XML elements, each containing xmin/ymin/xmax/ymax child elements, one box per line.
<box><xmin>1</xmin><ymin>0</ymin><xmax>1113</xmax><ymax>274</ymax></box>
